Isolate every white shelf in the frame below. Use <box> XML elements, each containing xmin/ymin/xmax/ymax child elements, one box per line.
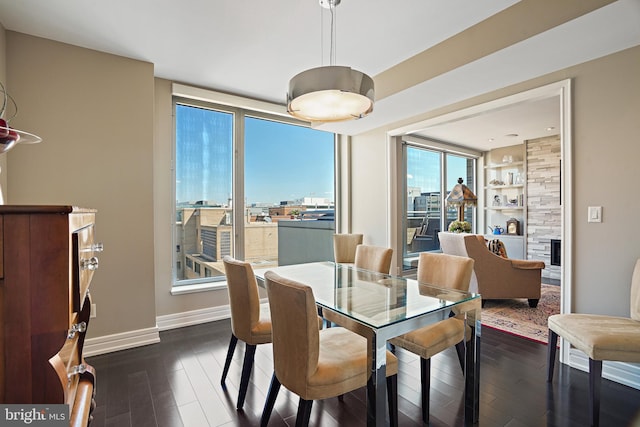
<box><xmin>484</xmin><ymin>145</ymin><xmax>527</xmax><ymax>259</ymax></box>
<box><xmin>486</xmin><ymin>206</ymin><xmax>523</xmax><ymax>211</ymax></box>
<box><xmin>485</xmin><ymin>184</ymin><xmax>524</xmax><ymax>190</ymax></box>
<box><xmin>485</xmin><ymin>161</ymin><xmax>524</xmax><ymax>169</ymax></box>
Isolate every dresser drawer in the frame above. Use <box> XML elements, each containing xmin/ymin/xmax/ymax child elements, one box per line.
<box><xmin>0</xmin><ymin>206</ymin><xmax>98</xmax><ymax>425</ymax></box>
<box><xmin>49</xmin><ymin>295</ymin><xmax>93</xmax><ymax>418</ymax></box>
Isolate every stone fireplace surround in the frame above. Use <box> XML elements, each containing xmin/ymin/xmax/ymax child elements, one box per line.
<box><xmin>526</xmin><ymin>135</ymin><xmax>561</xmax><ymax>282</ymax></box>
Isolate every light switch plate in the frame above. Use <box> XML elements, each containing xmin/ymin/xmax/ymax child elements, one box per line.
<box><xmin>588</xmin><ymin>206</ymin><xmax>602</xmax><ymax>223</ymax></box>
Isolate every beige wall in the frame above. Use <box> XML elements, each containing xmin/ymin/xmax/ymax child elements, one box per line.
<box><xmin>350</xmin><ymin>131</ymin><xmax>389</xmax><ymax>247</ymax></box>
<box><xmin>351</xmin><ymin>45</ymin><xmax>640</xmax><ymax>317</ymax></box>
<box><xmin>5</xmin><ymin>32</ymin><xmax>157</xmax><ymax>338</ymax></box>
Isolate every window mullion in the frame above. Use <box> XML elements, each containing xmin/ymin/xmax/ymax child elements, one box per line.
<box><xmin>234</xmin><ymin>110</ymin><xmax>245</xmax><ymax>261</ymax></box>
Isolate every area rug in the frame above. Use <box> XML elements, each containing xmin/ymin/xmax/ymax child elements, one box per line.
<box><xmin>481</xmin><ymin>284</ymin><xmax>560</xmax><ymax>344</ymax></box>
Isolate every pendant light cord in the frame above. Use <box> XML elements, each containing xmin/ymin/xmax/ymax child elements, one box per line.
<box><xmin>320</xmin><ymin>2</ymin><xmax>337</xmax><ymax>66</ymax></box>
<box><xmin>330</xmin><ymin>4</ymin><xmax>336</xmax><ymax>66</ymax></box>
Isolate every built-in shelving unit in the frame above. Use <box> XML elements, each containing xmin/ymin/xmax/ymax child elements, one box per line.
<box><xmin>484</xmin><ymin>145</ymin><xmax>526</xmax><ymax>259</ymax></box>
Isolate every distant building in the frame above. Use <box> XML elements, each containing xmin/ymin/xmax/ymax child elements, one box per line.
<box><xmin>176</xmin><ymin>197</ymin><xmax>335</xmax><ymax>282</ymax></box>
<box><xmin>176</xmin><ymin>205</ymin><xmax>281</xmax><ymax>281</ymax></box>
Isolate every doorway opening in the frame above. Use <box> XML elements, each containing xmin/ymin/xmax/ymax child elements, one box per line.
<box><xmin>387</xmin><ymin>80</ymin><xmax>572</xmax><ymax>343</ymax></box>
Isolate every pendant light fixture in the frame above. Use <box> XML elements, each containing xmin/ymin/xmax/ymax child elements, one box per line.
<box><xmin>287</xmin><ymin>0</ymin><xmax>374</xmax><ymax>123</ymax></box>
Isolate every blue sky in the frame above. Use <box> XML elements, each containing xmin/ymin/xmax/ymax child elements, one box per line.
<box><xmin>244</xmin><ymin>117</ymin><xmax>334</xmax><ymax>205</ymax></box>
<box><xmin>176</xmin><ymin>104</ymin><xmax>334</xmax><ymax>205</ymax></box>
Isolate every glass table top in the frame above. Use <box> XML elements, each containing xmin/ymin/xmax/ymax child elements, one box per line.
<box><xmin>256</xmin><ymin>261</ymin><xmax>480</xmax><ymax>329</ymax></box>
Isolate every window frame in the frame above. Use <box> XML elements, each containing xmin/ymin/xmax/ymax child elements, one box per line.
<box><xmin>171</xmin><ymin>91</ymin><xmax>338</xmax><ymax>290</ymax></box>
<box><xmin>401</xmin><ymin>136</ymin><xmax>480</xmax><ymax>270</ymax></box>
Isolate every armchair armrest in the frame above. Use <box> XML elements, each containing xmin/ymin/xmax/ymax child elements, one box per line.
<box><xmin>510</xmin><ymin>259</ymin><xmax>545</xmax><ymax>270</ymax></box>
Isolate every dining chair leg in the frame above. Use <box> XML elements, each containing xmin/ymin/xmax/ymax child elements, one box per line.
<box><xmin>420</xmin><ymin>357</ymin><xmax>431</xmax><ymax>425</ymax></box>
<box><xmin>221</xmin><ymin>334</ymin><xmax>238</xmax><ymax>387</ymax></box>
<box><xmin>387</xmin><ymin>375</ymin><xmax>398</xmax><ymax>427</ymax></box>
<box><xmin>237</xmin><ymin>343</ymin><xmax>257</xmax><ymax>410</ymax></box>
<box><xmin>295</xmin><ymin>398</ymin><xmax>313</xmax><ymax>427</ymax></box>
<box><xmin>547</xmin><ymin>329</ymin><xmax>558</xmax><ymax>382</ymax></box>
<box><xmin>260</xmin><ymin>373</ymin><xmax>281</xmax><ymax>427</ymax></box>
<box><xmin>455</xmin><ymin>340</ymin><xmax>466</xmax><ymax>372</ymax></box>
<box><xmin>589</xmin><ymin>358</ymin><xmax>603</xmax><ymax>427</ymax></box>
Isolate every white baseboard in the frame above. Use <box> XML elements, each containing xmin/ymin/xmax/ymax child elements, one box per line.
<box><xmin>83</xmin><ymin>304</ymin><xmax>239</xmax><ymax>357</ymax></box>
<box><xmin>569</xmin><ymin>350</ymin><xmax>640</xmax><ymax>390</ymax></box>
<box><xmin>156</xmin><ymin>305</ymin><xmax>231</xmax><ymax>331</ymax></box>
<box><xmin>83</xmin><ymin>307</ymin><xmax>640</xmax><ymax>392</ymax></box>
<box><xmin>84</xmin><ymin>326</ymin><xmax>160</xmax><ymax>357</ymax></box>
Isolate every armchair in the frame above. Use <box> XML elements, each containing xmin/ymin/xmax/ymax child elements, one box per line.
<box><xmin>438</xmin><ymin>232</ymin><xmax>545</xmax><ymax>307</ymax></box>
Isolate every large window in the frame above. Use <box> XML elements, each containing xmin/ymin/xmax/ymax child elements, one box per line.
<box><xmin>174</xmin><ymin>100</ymin><xmax>335</xmax><ymax>286</ymax></box>
<box><xmin>404</xmin><ymin>142</ymin><xmax>477</xmax><ymax>269</ymax></box>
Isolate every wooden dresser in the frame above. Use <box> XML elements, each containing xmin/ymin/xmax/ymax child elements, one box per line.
<box><xmin>0</xmin><ymin>206</ymin><xmax>101</xmax><ymax>426</ymax></box>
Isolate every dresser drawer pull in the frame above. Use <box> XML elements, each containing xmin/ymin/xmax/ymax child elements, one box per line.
<box><xmin>91</xmin><ymin>243</ymin><xmax>104</xmax><ymax>252</ymax></box>
<box><xmin>67</xmin><ymin>321</ymin><xmax>87</xmax><ymax>339</ymax></box>
<box><xmin>68</xmin><ymin>364</ymin><xmax>88</xmax><ymax>378</ymax></box>
<box><xmin>81</xmin><ymin>257</ymin><xmax>99</xmax><ymax>271</ymax></box>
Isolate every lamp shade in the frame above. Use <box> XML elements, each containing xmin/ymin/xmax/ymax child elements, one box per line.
<box><xmin>446</xmin><ymin>177</ymin><xmax>477</xmax><ymax>222</ymax></box>
<box><xmin>287</xmin><ymin>65</ymin><xmax>374</xmax><ymax>122</ymax></box>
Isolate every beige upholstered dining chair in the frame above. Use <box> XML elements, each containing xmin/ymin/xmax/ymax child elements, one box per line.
<box><xmin>354</xmin><ymin>244</ymin><xmax>393</xmax><ymax>274</ymax></box>
<box><xmin>547</xmin><ymin>258</ymin><xmax>640</xmax><ymax>427</ymax></box>
<box><xmin>323</xmin><ymin>244</ymin><xmax>393</xmax><ymax>328</ymax></box>
<box><xmin>220</xmin><ymin>256</ymin><xmax>272</xmax><ymax>410</ymax></box>
<box><xmin>389</xmin><ymin>252</ymin><xmax>475</xmax><ymax>425</ymax></box>
<box><xmin>333</xmin><ymin>233</ymin><xmax>363</xmax><ymax>263</ymax></box>
<box><xmin>260</xmin><ymin>271</ymin><xmax>399</xmax><ymax>427</ymax></box>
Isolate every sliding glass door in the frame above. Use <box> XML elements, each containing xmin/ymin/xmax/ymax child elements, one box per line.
<box><xmin>403</xmin><ymin>143</ymin><xmax>476</xmax><ymax>270</ymax></box>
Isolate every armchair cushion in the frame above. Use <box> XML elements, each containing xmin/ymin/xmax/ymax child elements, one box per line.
<box><xmin>487</xmin><ymin>239</ymin><xmax>508</xmax><ymax>258</ymax></box>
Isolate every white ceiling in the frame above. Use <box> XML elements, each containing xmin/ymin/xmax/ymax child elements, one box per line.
<box><xmin>0</xmin><ymin>0</ymin><xmax>638</xmax><ymax>150</ymax></box>
<box><xmin>411</xmin><ymin>96</ymin><xmax>561</xmax><ymax>151</ymax></box>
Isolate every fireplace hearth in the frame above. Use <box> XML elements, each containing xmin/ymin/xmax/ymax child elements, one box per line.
<box><xmin>551</xmin><ymin>239</ymin><xmax>561</xmax><ymax>266</ymax></box>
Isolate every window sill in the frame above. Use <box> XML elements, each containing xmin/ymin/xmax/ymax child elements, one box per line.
<box><xmin>171</xmin><ymin>281</ymin><xmax>228</xmax><ymax>295</ymax></box>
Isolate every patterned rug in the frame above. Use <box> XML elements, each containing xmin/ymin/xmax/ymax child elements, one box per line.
<box><xmin>481</xmin><ymin>284</ymin><xmax>560</xmax><ymax>344</ymax></box>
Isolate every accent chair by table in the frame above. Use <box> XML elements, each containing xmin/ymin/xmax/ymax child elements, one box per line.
<box><xmin>389</xmin><ymin>252</ymin><xmax>475</xmax><ymax>425</ymax></box>
<box><xmin>354</xmin><ymin>244</ymin><xmax>393</xmax><ymax>274</ymax></box>
<box><xmin>221</xmin><ymin>256</ymin><xmax>272</xmax><ymax>410</ymax></box>
<box><xmin>547</xmin><ymin>258</ymin><xmax>640</xmax><ymax>427</ymax></box>
<box><xmin>333</xmin><ymin>233</ymin><xmax>363</xmax><ymax>263</ymax></box>
<box><xmin>260</xmin><ymin>271</ymin><xmax>399</xmax><ymax>427</ymax></box>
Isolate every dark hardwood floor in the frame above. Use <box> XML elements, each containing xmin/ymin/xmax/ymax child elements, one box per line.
<box><xmin>86</xmin><ymin>320</ymin><xmax>640</xmax><ymax>427</ymax></box>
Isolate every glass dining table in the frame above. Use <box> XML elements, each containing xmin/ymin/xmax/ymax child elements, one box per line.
<box><xmin>254</xmin><ymin>261</ymin><xmax>481</xmax><ymax>427</ymax></box>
